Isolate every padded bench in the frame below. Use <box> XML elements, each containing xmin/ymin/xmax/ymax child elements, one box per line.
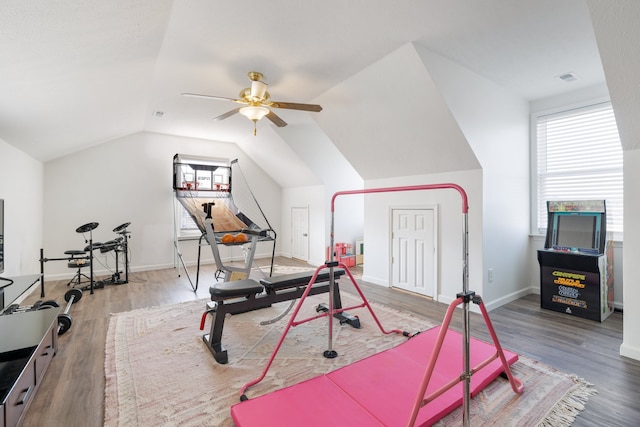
<box><xmin>260</xmin><ymin>270</ymin><xmax>344</xmax><ymax>292</ymax></box>
<box><xmin>202</xmin><ymin>268</ymin><xmax>359</xmax><ymax>364</ymax></box>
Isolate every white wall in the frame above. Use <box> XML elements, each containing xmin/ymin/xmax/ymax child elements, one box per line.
<box><xmin>585</xmin><ymin>0</ymin><xmax>640</xmax><ymax>361</ymax></box>
<box><xmin>621</xmin><ymin>149</ymin><xmax>640</xmax><ymax>359</ymax></box>
<box><xmin>417</xmin><ymin>47</ymin><xmax>531</xmax><ymax>309</ymax></box>
<box><xmin>42</xmin><ymin>132</ymin><xmax>281</xmax><ymax>279</ymax></box>
<box><xmin>0</xmin><ymin>138</ymin><xmax>44</xmax><ymax>277</ymax></box>
<box><xmin>314</xmin><ymin>43</ymin><xmax>480</xmax><ymax>181</ymax></box>
<box><xmin>362</xmin><ymin>170</ymin><xmax>483</xmax><ymax>304</ymax></box>
<box><xmin>278</xmin><ymin>122</ymin><xmax>365</xmax><ymax>250</ymax></box>
<box><xmin>529</xmin><ymin>84</ymin><xmax>610</xmax><ymax>116</ymax></box>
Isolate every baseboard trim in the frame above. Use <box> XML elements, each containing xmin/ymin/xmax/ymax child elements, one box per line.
<box><xmin>620</xmin><ymin>342</ymin><xmax>640</xmax><ymax>362</ymax></box>
<box><xmin>483</xmin><ymin>287</ymin><xmax>534</xmax><ymax>312</ymax></box>
<box><xmin>360</xmin><ymin>274</ymin><xmax>388</xmax><ymax>287</ymax></box>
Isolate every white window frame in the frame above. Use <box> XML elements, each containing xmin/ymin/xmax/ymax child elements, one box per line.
<box><xmin>531</xmin><ymin>99</ymin><xmax>623</xmax><ymax>241</ymax></box>
<box><xmin>177</xmin><ymin>204</ymin><xmax>201</xmax><ymax>238</ymax></box>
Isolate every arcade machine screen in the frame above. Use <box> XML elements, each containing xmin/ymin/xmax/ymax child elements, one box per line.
<box><xmin>552</xmin><ymin>213</ymin><xmax>600</xmax><ymax>254</ymax></box>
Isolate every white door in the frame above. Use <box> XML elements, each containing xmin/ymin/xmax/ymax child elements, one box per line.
<box><xmin>391</xmin><ymin>208</ymin><xmax>436</xmax><ymax>298</ymax></box>
<box><xmin>291</xmin><ymin>207</ymin><xmax>309</xmax><ymax>261</ymax></box>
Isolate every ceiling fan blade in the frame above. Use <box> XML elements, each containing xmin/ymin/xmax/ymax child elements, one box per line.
<box><xmin>182</xmin><ymin>93</ymin><xmax>246</xmax><ymax>104</ymax></box>
<box><xmin>269</xmin><ymin>101</ymin><xmax>322</xmax><ymax>112</ymax></box>
<box><xmin>266</xmin><ymin>111</ymin><xmax>287</xmax><ymax>127</ymax></box>
<box><xmin>213</xmin><ymin>107</ymin><xmax>242</xmax><ymax>121</ymax></box>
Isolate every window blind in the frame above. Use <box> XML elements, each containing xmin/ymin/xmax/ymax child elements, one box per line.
<box><xmin>536</xmin><ymin>102</ymin><xmax>623</xmax><ymax>236</ymax></box>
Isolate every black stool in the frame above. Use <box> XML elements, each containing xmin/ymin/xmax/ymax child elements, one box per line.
<box><xmin>65</xmin><ymin>250</ymin><xmax>91</xmax><ymax>288</ymax></box>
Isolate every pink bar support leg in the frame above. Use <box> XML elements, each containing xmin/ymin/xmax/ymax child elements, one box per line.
<box><xmin>405</xmin><ymin>295</ymin><xmax>525</xmax><ymax>427</ymax></box>
<box><xmin>339</xmin><ymin>264</ymin><xmax>404</xmax><ymax>336</ymax></box>
<box><xmin>406</xmin><ymin>297</ymin><xmax>463</xmax><ymax>427</ymax></box>
<box><xmin>478</xmin><ymin>299</ymin><xmax>524</xmax><ymax>394</ymax></box>
<box><xmin>240</xmin><ymin>266</ymin><xmax>325</xmax><ymax>397</ymax></box>
<box><xmin>240</xmin><ymin>263</ymin><xmax>406</xmax><ymax>398</ymax></box>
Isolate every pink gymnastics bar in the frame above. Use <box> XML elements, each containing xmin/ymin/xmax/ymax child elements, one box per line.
<box><xmin>238</xmin><ymin>183</ymin><xmax>523</xmax><ymax>426</ymax></box>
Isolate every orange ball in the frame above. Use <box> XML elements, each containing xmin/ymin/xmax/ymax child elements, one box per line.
<box><xmin>234</xmin><ymin>233</ymin><xmax>248</xmax><ymax>243</ymax></box>
<box><xmin>221</xmin><ymin>233</ymin><xmax>235</xmax><ymax>244</ymax></box>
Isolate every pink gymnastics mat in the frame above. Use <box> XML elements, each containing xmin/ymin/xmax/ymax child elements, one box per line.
<box><xmin>231</xmin><ymin>325</ymin><xmax>518</xmax><ymax>426</ymax></box>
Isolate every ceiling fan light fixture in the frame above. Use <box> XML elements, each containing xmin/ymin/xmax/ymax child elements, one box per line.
<box><xmin>239</xmin><ymin>105</ymin><xmax>270</xmax><ymax>121</ymax></box>
<box><xmin>239</xmin><ymin>105</ymin><xmax>270</xmax><ymax>135</ymax></box>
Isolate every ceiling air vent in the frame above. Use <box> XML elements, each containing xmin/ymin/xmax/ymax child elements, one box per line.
<box><xmin>557</xmin><ymin>72</ymin><xmax>579</xmax><ymax>83</ymax></box>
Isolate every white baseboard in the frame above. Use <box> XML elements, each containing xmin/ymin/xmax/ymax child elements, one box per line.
<box><xmin>436</xmin><ymin>289</ymin><xmax>533</xmax><ymax>314</ymax></box>
<box><xmin>482</xmin><ymin>287</ymin><xmax>535</xmax><ymax>312</ymax></box>
<box><xmin>436</xmin><ymin>295</ymin><xmax>481</xmax><ymax>314</ymax></box>
<box><xmin>44</xmin><ymin>263</ymin><xmax>176</xmax><ymax>281</ymax></box>
<box><xmin>361</xmin><ymin>274</ymin><xmax>388</xmax><ymax>287</ymax></box>
<box><xmin>42</xmin><ymin>252</ymin><xmax>291</xmax><ymax>282</ymax></box>
<box><xmin>620</xmin><ymin>342</ymin><xmax>640</xmax><ymax>362</ymax></box>
<box><xmin>308</xmin><ymin>258</ymin><xmax>326</xmax><ymax>267</ymax></box>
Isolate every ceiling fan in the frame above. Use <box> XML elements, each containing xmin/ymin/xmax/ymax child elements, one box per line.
<box><xmin>182</xmin><ymin>71</ymin><xmax>322</xmax><ymax>135</ymax></box>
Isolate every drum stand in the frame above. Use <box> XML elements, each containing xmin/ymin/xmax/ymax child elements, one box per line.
<box><xmin>94</xmin><ymin>223</ymin><xmax>131</xmax><ymax>287</ymax></box>
<box><xmin>73</xmin><ymin>222</ymin><xmax>98</xmax><ymax>294</ymax></box>
<box><xmin>39</xmin><ymin>222</ymin><xmax>99</xmax><ymax>297</ymax></box>
<box><xmin>108</xmin><ymin>235</ymin><xmax>129</xmax><ymax>284</ymax></box>
<box><xmin>116</xmin><ymin>225</ymin><xmax>130</xmax><ymax>284</ymax></box>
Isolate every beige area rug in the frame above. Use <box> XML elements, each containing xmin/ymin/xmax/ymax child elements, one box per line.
<box><xmin>104</xmin><ymin>293</ymin><xmax>596</xmax><ymax>426</ymax></box>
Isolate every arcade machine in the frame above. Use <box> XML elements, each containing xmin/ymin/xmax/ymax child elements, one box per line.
<box><xmin>537</xmin><ymin>200</ymin><xmax>614</xmax><ymax>322</ymax></box>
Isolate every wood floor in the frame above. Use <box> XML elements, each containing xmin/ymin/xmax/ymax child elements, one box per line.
<box><xmin>14</xmin><ymin>257</ymin><xmax>640</xmax><ymax>427</ymax></box>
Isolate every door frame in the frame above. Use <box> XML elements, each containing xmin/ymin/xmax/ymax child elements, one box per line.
<box><xmin>389</xmin><ymin>205</ymin><xmax>439</xmax><ymax>299</ymax></box>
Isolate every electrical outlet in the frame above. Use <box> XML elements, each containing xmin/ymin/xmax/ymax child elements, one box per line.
<box><xmin>488</xmin><ymin>268</ymin><xmax>494</xmax><ymax>283</ymax></box>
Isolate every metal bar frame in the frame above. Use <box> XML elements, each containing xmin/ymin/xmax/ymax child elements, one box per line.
<box><xmin>238</xmin><ymin>183</ymin><xmax>523</xmax><ymax>426</ymax></box>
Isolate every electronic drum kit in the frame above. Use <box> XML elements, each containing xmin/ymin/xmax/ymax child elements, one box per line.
<box><xmin>39</xmin><ymin>221</ymin><xmax>132</xmax><ymax>297</ymax></box>
<box><xmin>31</xmin><ymin>221</ymin><xmax>132</xmax><ymax>338</ymax></box>
<box><xmin>81</xmin><ymin>222</ymin><xmax>131</xmax><ymax>287</ymax></box>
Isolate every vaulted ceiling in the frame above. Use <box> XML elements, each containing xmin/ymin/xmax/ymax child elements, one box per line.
<box><xmin>0</xmin><ymin>0</ymin><xmax>608</xmax><ymax>187</ymax></box>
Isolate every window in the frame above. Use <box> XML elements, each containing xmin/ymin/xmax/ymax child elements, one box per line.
<box><xmin>534</xmin><ymin>101</ymin><xmax>623</xmax><ymax>239</ymax></box>
<box><xmin>179</xmin><ymin>207</ymin><xmax>200</xmax><ymax>237</ymax></box>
